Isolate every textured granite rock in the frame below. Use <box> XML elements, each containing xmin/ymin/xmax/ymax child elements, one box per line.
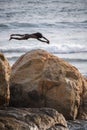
<box><xmin>0</xmin><ymin>53</ymin><xmax>11</xmax><ymax>106</ymax></box>
<box><xmin>10</xmin><ymin>49</ymin><xmax>87</xmax><ymax>120</ymax></box>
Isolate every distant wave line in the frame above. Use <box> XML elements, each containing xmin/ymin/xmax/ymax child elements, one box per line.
<box><xmin>0</xmin><ymin>21</ymin><xmax>86</xmax><ymax>31</ymax></box>
<box><xmin>0</xmin><ymin>48</ymin><xmax>27</xmax><ymax>53</ymax></box>
<box><xmin>1</xmin><ymin>48</ymin><xmax>87</xmax><ymax>54</ymax></box>
<box><xmin>0</xmin><ymin>23</ymin><xmax>9</xmax><ymax>29</ymax></box>
<box><xmin>10</xmin><ymin>22</ymin><xmax>39</xmax><ymax>28</ymax></box>
<box><xmin>7</xmin><ymin>56</ymin><xmax>18</xmax><ymax>61</ymax></box>
<box><xmin>63</xmin><ymin>58</ymin><xmax>87</xmax><ymax>62</ymax></box>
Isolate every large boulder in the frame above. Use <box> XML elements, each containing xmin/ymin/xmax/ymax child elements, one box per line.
<box><xmin>10</xmin><ymin>49</ymin><xmax>87</xmax><ymax>120</ymax></box>
<box><xmin>0</xmin><ymin>107</ymin><xmax>68</xmax><ymax>130</ymax></box>
<box><xmin>0</xmin><ymin>53</ymin><xmax>11</xmax><ymax>106</ymax></box>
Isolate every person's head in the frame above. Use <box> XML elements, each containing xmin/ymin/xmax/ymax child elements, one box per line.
<box><xmin>35</xmin><ymin>32</ymin><xmax>43</xmax><ymax>38</ymax></box>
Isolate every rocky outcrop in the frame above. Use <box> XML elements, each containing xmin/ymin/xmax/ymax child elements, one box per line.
<box><xmin>0</xmin><ymin>107</ymin><xmax>68</xmax><ymax>130</ymax></box>
<box><xmin>10</xmin><ymin>49</ymin><xmax>87</xmax><ymax>120</ymax></box>
<box><xmin>0</xmin><ymin>53</ymin><xmax>11</xmax><ymax>106</ymax></box>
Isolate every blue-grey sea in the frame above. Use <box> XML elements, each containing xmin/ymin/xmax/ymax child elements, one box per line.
<box><xmin>0</xmin><ymin>0</ymin><xmax>87</xmax><ymax>77</ymax></box>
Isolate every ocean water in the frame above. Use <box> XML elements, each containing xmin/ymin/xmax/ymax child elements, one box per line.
<box><xmin>0</xmin><ymin>0</ymin><xmax>87</xmax><ymax>76</ymax></box>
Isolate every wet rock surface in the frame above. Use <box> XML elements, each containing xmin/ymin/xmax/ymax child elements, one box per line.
<box><xmin>68</xmin><ymin>120</ymin><xmax>87</xmax><ymax>130</ymax></box>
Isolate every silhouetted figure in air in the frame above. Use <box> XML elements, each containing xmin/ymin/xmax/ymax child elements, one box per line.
<box><xmin>9</xmin><ymin>32</ymin><xmax>50</xmax><ymax>44</ymax></box>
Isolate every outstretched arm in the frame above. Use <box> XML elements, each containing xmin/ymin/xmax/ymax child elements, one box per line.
<box><xmin>42</xmin><ymin>36</ymin><xmax>50</xmax><ymax>44</ymax></box>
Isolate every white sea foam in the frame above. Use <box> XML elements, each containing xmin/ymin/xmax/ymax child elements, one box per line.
<box><xmin>0</xmin><ymin>0</ymin><xmax>87</xmax><ymax>75</ymax></box>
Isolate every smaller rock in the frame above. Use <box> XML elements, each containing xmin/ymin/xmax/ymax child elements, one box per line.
<box><xmin>0</xmin><ymin>107</ymin><xmax>68</xmax><ymax>130</ymax></box>
<box><xmin>0</xmin><ymin>53</ymin><xmax>11</xmax><ymax>106</ymax></box>
<box><xmin>78</xmin><ymin>77</ymin><xmax>87</xmax><ymax>120</ymax></box>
